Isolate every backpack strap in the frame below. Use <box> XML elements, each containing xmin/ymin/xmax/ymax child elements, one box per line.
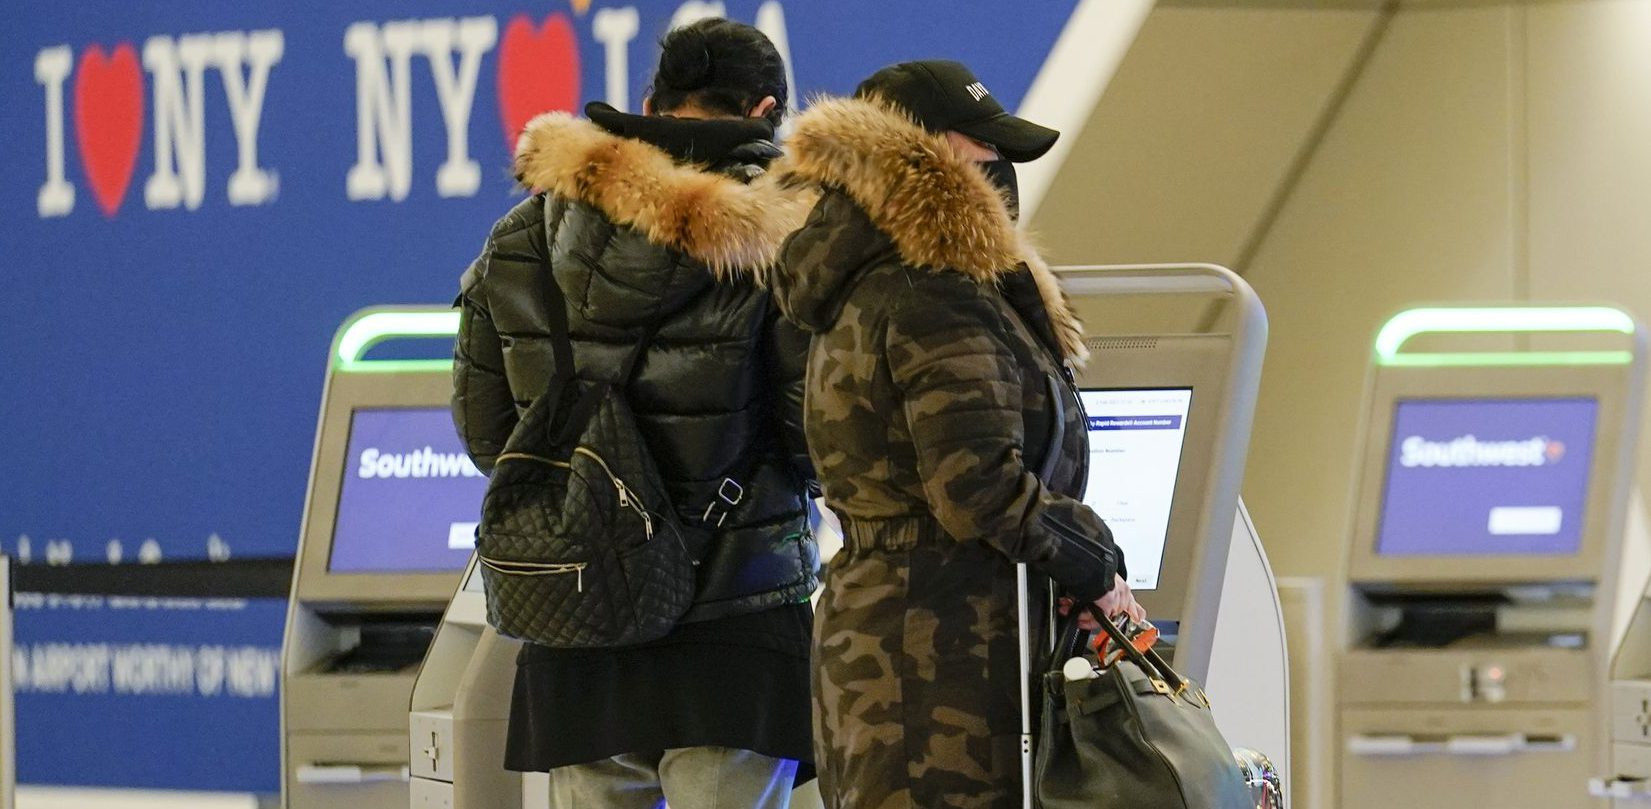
<box><xmin>544</xmin><ymin>315</ymin><xmax>660</xmax><ymax>450</ymax></box>
<box><xmin>697</xmin><ymin>374</ymin><xmax>774</xmax><ymax>529</ymax></box>
<box><xmin>617</xmin><ymin>316</ymin><xmax>662</xmax><ymax>383</ymax></box>
<box><xmin>540</xmin><ymin>276</ymin><xmax>757</xmax><ymax>533</ymax></box>
<box><xmin>614</xmin><ymin>314</ymin><xmax>758</xmax><ymax>532</ymax></box>
<box><xmin>533</xmin><ymin>194</ymin><xmax>656</xmax><ymax>393</ymax></box>
<box><xmin>532</xmin><ymin>234</ymin><xmax>577</xmax><ymax>407</ymax></box>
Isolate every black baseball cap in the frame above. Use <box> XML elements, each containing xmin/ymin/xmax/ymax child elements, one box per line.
<box><xmin>854</xmin><ymin>60</ymin><xmax>1059</xmax><ymax>162</ymax></box>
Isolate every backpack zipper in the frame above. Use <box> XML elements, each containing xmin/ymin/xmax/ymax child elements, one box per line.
<box><xmin>572</xmin><ymin>447</ymin><xmax>654</xmax><ymax>540</ymax></box>
<box><xmin>495</xmin><ymin>451</ymin><xmax>565</xmax><ymax>467</ymax></box>
<box><xmin>478</xmin><ymin>557</ymin><xmax>587</xmax><ymax>592</ymax></box>
<box><xmin>575</xmin><ymin>447</ymin><xmax>695</xmax><ymax>560</ymax></box>
<box><xmin>495</xmin><ymin>448</ymin><xmax>654</xmax><ymax>539</ymax></box>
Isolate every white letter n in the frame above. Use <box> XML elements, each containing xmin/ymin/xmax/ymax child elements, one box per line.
<box><xmin>144</xmin><ymin>34</ymin><xmax>212</xmax><ymax>211</ymax></box>
<box><xmin>345</xmin><ymin>21</ymin><xmax>417</xmax><ymax>202</ymax></box>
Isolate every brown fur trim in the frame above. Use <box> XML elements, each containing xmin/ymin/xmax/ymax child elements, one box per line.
<box><xmin>513</xmin><ymin>112</ymin><xmax>810</xmax><ymax>278</ymax></box>
<box><xmin>776</xmin><ymin>96</ymin><xmax>1088</xmax><ymax>363</ymax></box>
<box><xmin>774</xmin><ymin>96</ymin><xmax>1022</xmax><ymax>280</ymax></box>
<box><xmin>1020</xmin><ymin>231</ymin><xmax>1090</xmax><ymax>367</ymax></box>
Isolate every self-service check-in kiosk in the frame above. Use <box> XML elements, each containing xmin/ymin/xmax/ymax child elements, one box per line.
<box><xmin>411</xmin><ymin>265</ymin><xmax>1289</xmax><ymax>808</ymax></box>
<box><xmin>1336</xmin><ymin>306</ymin><xmax>1648</xmax><ymax>808</ymax></box>
<box><xmin>282</xmin><ymin>308</ymin><xmax>485</xmax><ymax>809</ymax></box>
<box><xmin>1058</xmin><ymin>265</ymin><xmax>1288</xmax><ymax>793</ymax></box>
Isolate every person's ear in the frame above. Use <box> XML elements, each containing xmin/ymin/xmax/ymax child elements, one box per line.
<box><xmin>642</xmin><ymin>95</ymin><xmax>654</xmax><ymax>116</ymax></box>
<box><xmin>748</xmin><ymin>95</ymin><xmax>778</xmax><ymax>119</ymax></box>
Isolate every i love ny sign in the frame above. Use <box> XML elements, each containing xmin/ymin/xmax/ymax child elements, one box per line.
<box><xmin>31</xmin><ymin>1</ymin><xmax>794</xmax><ymax>220</ymax></box>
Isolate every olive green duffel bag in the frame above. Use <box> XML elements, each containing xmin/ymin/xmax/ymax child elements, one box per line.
<box><xmin>1035</xmin><ymin>605</ymin><xmax>1252</xmax><ymax>809</ymax></box>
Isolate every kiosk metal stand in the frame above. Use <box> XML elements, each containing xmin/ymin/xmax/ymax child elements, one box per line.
<box><xmin>407</xmin><ymin>560</ymin><xmax>518</xmax><ymax>809</ymax></box>
<box><xmin>1334</xmin><ymin>306</ymin><xmax>1648</xmax><ymax>808</ymax></box>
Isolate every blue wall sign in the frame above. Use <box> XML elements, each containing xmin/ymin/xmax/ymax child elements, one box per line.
<box><xmin>4</xmin><ymin>0</ymin><xmax>1077</xmax><ymax>563</ymax></box>
<box><xmin>10</xmin><ymin>595</ymin><xmax>287</xmax><ymax>791</ymax></box>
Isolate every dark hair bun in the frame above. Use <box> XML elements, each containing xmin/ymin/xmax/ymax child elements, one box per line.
<box><xmin>649</xmin><ymin>18</ymin><xmax>787</xmax><ymax>126</ymax></box>
<box><xmin>656</xmin><ymin>29</ymin><xmax>713</xmax><ymax>91</ymax></box>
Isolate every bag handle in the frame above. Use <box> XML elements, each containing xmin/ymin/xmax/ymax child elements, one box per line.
<box><xmin>1043</xmin><ymin>604</ymin><xmax>1186</xmax><ymax>695</ymax></box>
<box><xmin>1085</xmin><ymin>603</ymin><xmax>1188</xmax><ymax>694</ymax></box>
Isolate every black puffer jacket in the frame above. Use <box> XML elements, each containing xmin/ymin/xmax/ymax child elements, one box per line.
<box><xmin>453</xmin><ymin>109</ymin><xmax>819</xmax><ymax>622</ymax></box>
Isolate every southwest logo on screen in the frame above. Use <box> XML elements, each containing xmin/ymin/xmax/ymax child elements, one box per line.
<box><xmin>358</xmin><ymin>447</ymin><xmax>483</xmax><ymax>479</ymax></box>
<box><xmin>1398</xmin><ymin>435</ymin><xmax>1565</xmax><ymax>468</ymax></box>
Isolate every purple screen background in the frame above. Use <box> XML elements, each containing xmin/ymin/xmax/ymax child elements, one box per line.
<box><xmin>328</xmin><ymin>408</ymin><xmax>486</xmax><ymax>573</ymax></box>
<box><xmin>1376</xmin><ymin>397</ymin><xmax>1598</xmax><ymax>557</ymax></box>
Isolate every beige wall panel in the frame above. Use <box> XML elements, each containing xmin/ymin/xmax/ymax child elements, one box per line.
<box><xmin>1240</xmin><ymin>6</ymin><xmax>1520</xmax><ymax>580</ymax></box>
<box><xmin>1527</xmin><ymin>0</ymin><xmax>1651</xmax><ymax>306</ymax></box>
<box><xmin>1526</xmin><ymin>1</ymin><xmax>1651</xmax><ymax>484</ymax></box>
<box><xmin>1032</xmin><ymin>6</ymin><xmax>1376</xmax><ymax>266</ymax></box>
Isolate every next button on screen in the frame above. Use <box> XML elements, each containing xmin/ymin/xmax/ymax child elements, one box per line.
<box><xmin>1487</xmin><ymin>506</ymin><xmax>1563</xmax><ymax>536</ymax></box>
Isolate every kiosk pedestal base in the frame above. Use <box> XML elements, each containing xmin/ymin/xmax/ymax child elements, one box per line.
<box><xmin>1206</xmin><ymin>502</ymin><xmax>1291</xmax><ymax>793</ymax></box>
<box><xmin>1594</xmin><ymin>740</ymin><xmax>1651</xmax><ymax>805</ymax></box>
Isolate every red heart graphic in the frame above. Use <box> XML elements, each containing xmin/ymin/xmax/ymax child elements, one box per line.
<box><xmin>73</xmin><ymin>43</ymin><xmax>145</xmax><ymax>218</ymax></box>
<box><xmin>497</xmin><ymin>13</ymin><xmax>581</xmax><ymax>150</ymax></box>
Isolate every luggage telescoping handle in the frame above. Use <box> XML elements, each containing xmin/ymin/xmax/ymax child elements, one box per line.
<box><xmin>1017</xmin><ymin>563</ymin><xmax>1034</xmax><ymax>809</ymax></box>
<box><xmin>1022</xmin><ymin>375</ymin><xmax>1070</xmax><ymax>808</ymax></box>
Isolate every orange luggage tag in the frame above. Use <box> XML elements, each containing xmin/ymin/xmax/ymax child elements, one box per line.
<box><xmin>1090</xmin><ymin>617</ymin><xmax>1159</xmax><ymax>667</ymax></box>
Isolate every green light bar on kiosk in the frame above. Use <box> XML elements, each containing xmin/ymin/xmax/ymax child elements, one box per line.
<box><xmin>1374</xmin><ymin>306</ymin><xmax>1636</xmax><ymax>367</ymax></box>
<box><xmin>333</xmin><ymin>309</ymin><xmax>459</xmax><ymax>373</ymax></box>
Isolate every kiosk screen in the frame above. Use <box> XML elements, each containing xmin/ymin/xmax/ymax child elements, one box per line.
<box><xmin>329</xmin><ymin>407</ymin><xmax>487</xmax><ymax>573</ymax></box>
<box><xmin>1375</xmin><ymin>397</ymin><xmax>1598</xmax><ymax>557</ymax></box>
<box><xmin>1079</xmin><ymin>388</ymin><xmax>1194</xmax><ymax>590</ymax></box>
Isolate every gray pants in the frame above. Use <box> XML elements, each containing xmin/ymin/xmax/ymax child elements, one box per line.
<box><xmin>550</xmin><ymin>746</ymin><xmax>798</xmax><ymax>809</ymax></box>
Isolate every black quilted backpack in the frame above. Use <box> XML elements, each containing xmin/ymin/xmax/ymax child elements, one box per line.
<box><xmin>475</xmin><ymin>275</ymin><xmax>725</xmax><ymax>648</ymax></box>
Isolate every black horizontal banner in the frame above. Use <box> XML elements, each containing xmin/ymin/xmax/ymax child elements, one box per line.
<box><xmin>10</xmin><ymin>557</ymin><xmax>294</xmax><ymax>599</ymax></box>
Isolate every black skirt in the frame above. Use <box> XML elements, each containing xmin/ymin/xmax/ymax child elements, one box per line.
<box><xmin>504</xmin><ymin>602</ymin><xmax>814</xmax><ymax>778</ymax></box>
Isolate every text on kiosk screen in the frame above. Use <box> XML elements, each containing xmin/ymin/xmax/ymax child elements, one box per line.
<box><xmin>328</xmin><ymin>407</ymin><xmax>486</xmax><ymax>573</ymax></box>
<box><xmin>1376</xmin><ymin>397</ymin><xmax>1598</xmax><ymax>557</ymax></box>
<box><xmin>1080</xmin><ymin>388</ymin><xmax>1193</xmax><ymax>591</ymax></box>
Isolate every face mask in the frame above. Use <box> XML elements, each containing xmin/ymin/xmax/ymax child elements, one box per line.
<box><xmin>979</xmin><ymin>159</ymin><xmax>1020</xmax><ymax>220</ymax></box>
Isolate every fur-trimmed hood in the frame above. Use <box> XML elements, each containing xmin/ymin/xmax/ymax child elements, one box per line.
<box><xmin>512</xmin><ymin>111</ymin><xmax>811</xmax><ymax>277</ymax></box>
<box><xmin>770</xmin><ymin>96</ymin><xmax>1088</xmax><ymax>364</ymax></box>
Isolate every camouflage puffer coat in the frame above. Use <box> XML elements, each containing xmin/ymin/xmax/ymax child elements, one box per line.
<box><xmin>767</xmin><ymin>96</ymin><xmax>1126</xmax><ymax>808</ymax></box>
